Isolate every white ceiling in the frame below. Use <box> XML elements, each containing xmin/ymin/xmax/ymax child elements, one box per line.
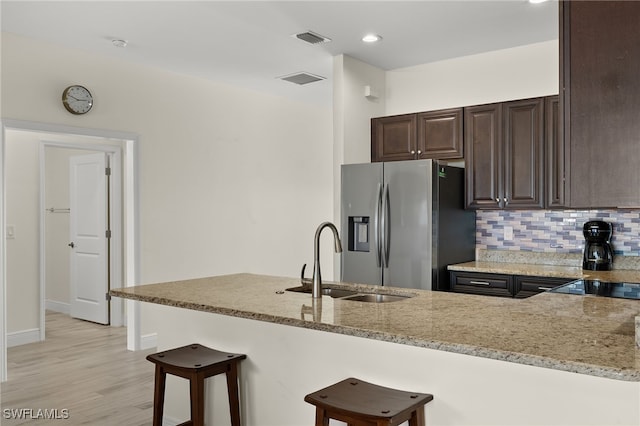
<box><xmin>1</xmin><ymin>1</ymin><xmax>558</xmax><ymax>106</ymax></box>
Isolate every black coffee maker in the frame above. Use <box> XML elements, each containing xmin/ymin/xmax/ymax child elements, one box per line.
<box><xmin>582</xmin><ymin>220</ymin><xmax>613</xmax><ymax>271</ymax></box>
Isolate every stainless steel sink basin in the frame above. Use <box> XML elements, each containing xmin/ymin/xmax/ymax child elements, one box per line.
<box><xmin>285</xmin><ymin>285</ymin><xmax>412</xmax><ymax>302</ymax></box>
<box><xmin>286</xmin><ymin>286</ymin><xmax>358</xmax><ymax>298</ymax></box>
<box><xmin>340</xmin><ymin>294</ymin><xmax>410</xmax><ymax>303</ymax></box>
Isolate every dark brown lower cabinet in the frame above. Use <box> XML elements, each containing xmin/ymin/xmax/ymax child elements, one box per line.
<box><xmin>449</xmin><ymin>272</ymin><xmax>513</xmax><ymax>297</ymax></box>
<box><xmin>513</xmin><ymin>275</ymin><xmax>573</xmax><ymax>299</ymax></box>
<box><xmin>450</xmin><ymin>271</ymin><xmax>573</xmax><ymax>298</ymax></box>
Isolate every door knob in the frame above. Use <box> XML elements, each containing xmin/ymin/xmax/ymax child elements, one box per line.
<box><xmin>68</xmin><ymin>242</ymin><xmax>75</xmax><ymax>248</ymax></box>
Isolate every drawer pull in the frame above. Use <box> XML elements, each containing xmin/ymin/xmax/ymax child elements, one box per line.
<box><xmin>470</xmin><ymin>280</ymin><xmax>491</xmax><ymax>286</ymax></box>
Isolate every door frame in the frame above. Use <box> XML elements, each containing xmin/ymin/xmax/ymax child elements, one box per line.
<box><xmin>0</xmin><ymin>119</ymin><xmax>142</xmax><ymax>382</ymax></box>
<box><xmin>41</xmin><ymin>143</ymin><xmax>121</xmax><ymax>334</ymax></box>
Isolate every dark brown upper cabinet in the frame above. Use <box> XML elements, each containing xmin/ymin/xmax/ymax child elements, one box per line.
<box><xmin>545</xmin><ymin>96</ymin><xmax>564</xmax><ymax>208</ymax></box>
<box><xmin>464</xmin><ymin>103</ymin><xmax>502</xmax><ymax>209</ymax></box>
<box><xmin>465</xmin><ymin>98</ymin><xmax>545</xmax><ymax>209</ymax></box>
<box><xmin>504</xmin><ymin>98</ymin><xmax>545</xmax><ymax>209</ymax></box>
<box><xmin>562</xmin><ymin>1</ymin><xmax>640</xmax><ymax>208</ymax></box>
<box><xmin>371</xmin><ymin>108</ymin><xmax>463</xmax><ymax>162</ymax></box>
<box><xmin>371</xmin><ymin>114</ymin><xmax>416</xmax><ymax>162</ymax></box>
<box><xmin>416</xmin><ymin>108</ymin><xmax>463</xmax><ymax>159</ymax></box>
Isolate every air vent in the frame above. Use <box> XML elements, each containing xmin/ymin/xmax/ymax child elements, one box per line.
<box><xmin>293</xmin><ymin>31</ymin><xmax>331</xmax><ymax>45</ymax></box>
<box><xmin>279</xmin><ymin>72</ymin><xmax>326</xmax><ymax>85</ymax></box>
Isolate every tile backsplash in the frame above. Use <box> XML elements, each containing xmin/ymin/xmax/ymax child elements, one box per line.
<box><xmin>476</xmin><ymin>210</ymin><xmax>640</xmax><ymax>256</ymax></box>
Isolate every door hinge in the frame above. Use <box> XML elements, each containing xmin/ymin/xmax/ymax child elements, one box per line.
<box><xmin>106</xmin><ymin>230</ymin><xmax>111</xmax><ymax>239</ymax></box>
<box><xmin>105</xmin><ymin>167</ymin><xmax>111</xmax><ymax>176</ymax></box>
<box><xmin>106</xmin><ymin>292</ymin><xmax>112</xmax><ymax>301</ymax></box>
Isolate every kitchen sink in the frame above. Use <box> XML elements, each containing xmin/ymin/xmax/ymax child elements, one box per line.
<box><xmin>285</xmin><ymin>285</ymin><xmax>412</xmax><ymax>303</ymax></box>
<box><xmin>340</xmin><ymin>294</ymin><xmax>410</xmax><ymax>303</ymax></box>
<box><xmin>285</xmin><ymin>286</ymin><xmax>358</xmax><ymax>298</ymax></box>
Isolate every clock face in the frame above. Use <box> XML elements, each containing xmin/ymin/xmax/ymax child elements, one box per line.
<box><xmin>62</xmin><ymin>85</ymin><xmax>93</xmax><ymax>115</ymax></box>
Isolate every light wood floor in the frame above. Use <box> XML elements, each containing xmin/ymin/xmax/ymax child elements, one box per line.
<box><xmin>1</xmin><ymin>311</ymin><xmax>156</xmax><ymax>425</ymax></box>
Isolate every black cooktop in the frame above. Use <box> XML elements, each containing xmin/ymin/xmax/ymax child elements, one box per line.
<box><xmin>549</xmin><ymin>280</ymin><xmax>640</xmax><ymax>300</ymax></box>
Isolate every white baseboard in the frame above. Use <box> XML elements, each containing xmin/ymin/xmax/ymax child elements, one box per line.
<box><xmin>140</xmin><ymin>332</ymin><xmax>157</xmax><ymax>350</ymax></box>
<box><xmin>7</xmin><ymin>328</ymin><xmax>41</xmax><ymax>348</ymax></box>
<box><xmin>45</xmin><ymin>299</ymin><xmax>70</xmax><ymax>314</ymax></box>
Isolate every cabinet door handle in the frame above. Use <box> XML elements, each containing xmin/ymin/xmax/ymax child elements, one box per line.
<box><xmin>417</xmin><ymin>150</ymin><xmax>422</xmax><ymax>155</ymax></box>
<box><xmin>504</xmin><ymin>197</ymin><xmax>509</xmax><ymax>206</ymax></box>
<box><xmin>495</xmin><ymin>198</ymin><xmax>500</xmax><ymax>204</ymax></box>
<box><xmin>470</xmin><ymin>280</ymin><xmax>491</xmax><ymax>286</ymax></box>
<box><xmin>411</xmin><ymin>150</ymin><xmax>416</xmax><ymax>155</ymax></box>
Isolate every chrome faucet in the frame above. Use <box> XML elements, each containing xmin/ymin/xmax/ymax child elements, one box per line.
<box><xmin>311</xmin><ymin>221</ymin><xmax>343</xmax><ymax>298</ymax></box>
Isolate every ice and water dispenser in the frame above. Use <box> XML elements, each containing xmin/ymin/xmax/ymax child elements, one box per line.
<box><xmin>347</xmin><ymin>216</ymin><xmax>370</xmax><ymax>252</ymax></box>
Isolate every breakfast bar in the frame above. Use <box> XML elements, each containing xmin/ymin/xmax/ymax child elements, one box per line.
<box><xmin>111</xmin><ymin>273</ymin><xmax>640</xmax><ymax>425</ymax></box>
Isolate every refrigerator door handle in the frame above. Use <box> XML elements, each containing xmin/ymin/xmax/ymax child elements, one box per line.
<box><xmin>374</xmin><ymin>183</ymin><xmax>383</xmax><ymax>268</ymax></box>
<box><xmin>382</xmin><ymin>183</ymin><xmax>391</xmax><ymax>268</ymax></box>
<box><xmin>380</xmin><ymin>183</ymin><xmax>386</xmax><ymax>268</ymax></box>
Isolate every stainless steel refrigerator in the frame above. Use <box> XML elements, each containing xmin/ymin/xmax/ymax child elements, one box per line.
<box><xmin>341</xmin><ymin>159</ymin><xmax>475</xmax><ymax>291</ymax></box>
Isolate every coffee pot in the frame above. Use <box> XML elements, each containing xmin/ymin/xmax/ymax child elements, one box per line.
<box><xmin>582</xmin><ymin>220</ymin><xmax>613</xmax><ymax>271</ymax></box>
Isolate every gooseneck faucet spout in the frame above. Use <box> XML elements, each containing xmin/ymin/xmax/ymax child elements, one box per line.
<box><xmin>312</xmin><ymin>222</ymin><xmax>343</xmax><ymax>298</ymax></box>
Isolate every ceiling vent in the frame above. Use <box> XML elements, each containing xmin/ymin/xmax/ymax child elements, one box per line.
<box><xmin>293</xmin><ymin>30</ymin><xmax>331</xmax><ymax>45</ymax></box>
<box><xmin>279</xmin><ymin>72</ymin><xmax>326</xmax><ymax>86</ymax></box>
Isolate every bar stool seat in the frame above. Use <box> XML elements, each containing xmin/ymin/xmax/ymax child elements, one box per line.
<box><xmin>304</xmin><ymin>377</ymin><xmax>434</xmax><ymax>426</ymax></box>
<box><xmin>146</xmin><ymin>343</ymin><xmax>246</xmax><ymax>426</ymax></box>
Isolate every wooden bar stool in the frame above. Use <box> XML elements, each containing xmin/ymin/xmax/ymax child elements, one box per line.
<box><xmin>305</xmin><ymin>377</ymin><xmax>434</xmax><ymax>426</ymax></box>
<box><xmin>146</xmin><ymin>343</ymin><xmax>246</xmax><ymax>426</ymax></box>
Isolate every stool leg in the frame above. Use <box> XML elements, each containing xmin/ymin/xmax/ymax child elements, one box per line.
<box><xmin>190</xmin><ymin>372</ymin><xmax>205</xmax><ymax>426</ymax></box>
<box><xmin>225</xmin><ymin>362</ymin><xmax>242</xmax><ymax>426</ymax></box>
<box><xmin>409</xmin><ymin>407</ymin><xmax>426</xmax><ymax>426</ymax></box>
<box><xmin>314</xmin><ymin>408</ymin><xmax>329</xmax><ymax>426</ymax></box>
<box><xmin>152</xmin><ymin>365</ymin><xmax>166</xmax><ymax>426</ymax></box>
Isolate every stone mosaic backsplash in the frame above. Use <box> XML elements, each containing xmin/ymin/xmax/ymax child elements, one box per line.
<box><xmin>476</xmin><ymin>210</ymin><xmax>640</xmax><ymax>256</ymax></box>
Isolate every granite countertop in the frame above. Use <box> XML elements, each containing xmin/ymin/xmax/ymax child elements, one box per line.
<box><xmin>450</xmin><ymin>249</ymin><xmax>640</xmax><ymax>282</ymax></box>
<box><xmin>448</xmin><ymin>261</ymin><xmax>640</xmax><ymax>282</ymax></box>
<box><xmin>110</xmin><ymin>273</ymin><xmax>640</xmax><ymax>382</ymax></box>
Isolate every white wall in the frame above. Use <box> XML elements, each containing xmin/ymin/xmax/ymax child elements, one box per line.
<box><xmin>1</xmin><ymin>32</ymin><xmax>334</xmax><ymax>336</ymax></box>
<box><xmin>5</xmin><ymin>130</ymin><xmax>39</xmax><ymax>333</ymax></box>
<box><xmin>333</xmin><ymin>55</ymin><xmax>387</xmax><ymax>167</ymax></box>
<box><xmin>385</xmin><ymin>40</ymin><xmax>559</xmax><ymax>114</ymax></box>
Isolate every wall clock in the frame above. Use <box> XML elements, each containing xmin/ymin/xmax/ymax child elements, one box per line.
<box><xmin>62</xmin><ymin>85</ymin><xmax>93</xmax><ymax>115</ymax></box>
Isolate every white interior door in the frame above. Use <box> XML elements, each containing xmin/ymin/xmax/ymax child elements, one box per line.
<box><xmin>69</xmin><ymin>152</ymin><xmax>109</xmax><ymax>324</ymax></box>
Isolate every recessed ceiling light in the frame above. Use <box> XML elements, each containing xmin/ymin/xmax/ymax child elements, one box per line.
<box><xmin>112</xmin><ymin>39</ymin><xmax>128</xmax><ymax>48</ymax></box>
<box><xmin>362</xmin><ymin>34</ymin><xmax>382</xmax><ymax>43</ymax></box>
